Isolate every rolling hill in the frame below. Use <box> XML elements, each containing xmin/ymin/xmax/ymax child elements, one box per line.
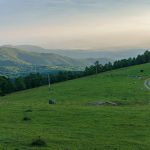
<box><xmin>15</xmin><ymin>44</ymin><xmax>145</xmax><ymax>59</ymax></box>
<box><xmin>0</xmin><ymin>46</ymin><xmax>82</xmax><ymax>66</ymax></box>
<box><xmin>0</xmin><ymin>46</ymin><xmax>113</xmax><ymax>76</ymax></box>
<box><xmin>0</xmin><ymin>63</ymin><xmax>150</xmax><ymax>149</ymax></box>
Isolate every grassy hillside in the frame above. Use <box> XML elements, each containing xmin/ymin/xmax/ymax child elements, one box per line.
<box><xmin>0</xmin><ymin>63</ymin><xmax>150</xmax><ymax>150</ymax></box>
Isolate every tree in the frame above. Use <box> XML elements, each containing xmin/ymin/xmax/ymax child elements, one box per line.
<box><xmin>15</xmin><ymin>77</ymin><xmax>26</xmax><ymax>91</ymax></box>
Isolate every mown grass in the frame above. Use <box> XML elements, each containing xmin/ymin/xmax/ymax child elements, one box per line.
<box><xmin>0</xmin><ymin>63</ymin><xmax>150</xmax><ymax>150</ymax></box>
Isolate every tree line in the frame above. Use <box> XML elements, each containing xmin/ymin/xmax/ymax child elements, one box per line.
<box><xmin>0</xmin><ymin>71</ymin><xmax>83</xmax><ymax>96</ymax></box>
<box><xmin>0</xmin><ymin>50</ymin><xmax>149</xmax><ymax>96</ymax></box>
<box><xmin>84</xmin><ymin>50</ymin><xmax>150</xmax><ymax>75</ymax></box>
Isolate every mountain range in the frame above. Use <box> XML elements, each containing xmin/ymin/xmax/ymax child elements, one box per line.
<box><xmin>0</xmin><ymin>46</ymin><xmax>113</xmax><ymax>76</ymax></box>
<box><xmin>14</xmin><ymin>45</ymin><xmax>146</xmax><ymax>59</ymax></box>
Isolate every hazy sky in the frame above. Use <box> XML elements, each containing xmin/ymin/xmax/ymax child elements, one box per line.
<box><xmin>0</xmin><ymin>0</ymin><xmax>150</xmax><ymax>50</ymax></box>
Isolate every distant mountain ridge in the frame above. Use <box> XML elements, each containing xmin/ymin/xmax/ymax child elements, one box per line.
<box><xmin>13</xmin><ymin>45</ymin><xmax>146</xmax><ymax>59</ymax></box>
<box><xmin>0</xmin><ymin>46</ymin><xmax>113</xmax><ymax>66</ymax></box>
<box><xmin>0</xmin><ymin>46</ymin><xmax>113</xmax><ymax>76</ymax></box>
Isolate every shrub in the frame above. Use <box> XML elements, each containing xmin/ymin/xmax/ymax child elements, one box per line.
<box><xmin>24</xmin><ymin>109</ymin><xmax>32</xmax><ymax>112</ymax></box>
<box><xmin>31</xmin><ymin>136</ymin><xmax>47</xmax><ymax>147</ymax></box>
<box><xmin>23</xmin><ymin>116</ymin><xmax>31</xmax><ymax>121</ymax></box>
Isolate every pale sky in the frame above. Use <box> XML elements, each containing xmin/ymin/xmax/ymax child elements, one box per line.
<box><xmin>0</xmin><ymin>0</ymin><xmax>150</xmax><ymax>50</ymax></box>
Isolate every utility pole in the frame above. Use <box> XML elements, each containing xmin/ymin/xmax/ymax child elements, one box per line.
<box><xmin>96</xmin><ymin>65</ymin><xmax>98</xmax><ymax>75</ymax></box>
<box><xmin>95</xmin><ymin>61</ymin><xmax>99</xmax><ymax>75</ymax></box>
<box><xmin>48</xmin><ymin>74</ymin><xmax>51</xmax><ymax>90</ymax></box>
<box><xmin>35</xmin><ymin>65</ymin><xmax>37</xmax><ymax>74</ymax></box>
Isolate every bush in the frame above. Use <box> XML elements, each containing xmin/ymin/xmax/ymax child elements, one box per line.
<box><xmin>31</xmin><ymin>136</ymin><xmax>47</xmax><ymax>147</ymax></box>
<box><xmin>49</xmin><ymin>99</ymin><xmax>56</xmax><ymax>104</ymax></box>
<box><xmin>24</xmin><ymin>109</ymin><xmax>32</xmax><ymax>112</ymax></box>
<box><xmin>23</xmin><ymin>116</ymin><xmax>31</xmax><ymax>121</ymax></box>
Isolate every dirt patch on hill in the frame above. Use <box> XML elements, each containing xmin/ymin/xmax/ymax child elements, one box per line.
<box><xmin>87</xmin><ymin>101</ymin><xmax>119</xmax><ymax>106</ymax></box>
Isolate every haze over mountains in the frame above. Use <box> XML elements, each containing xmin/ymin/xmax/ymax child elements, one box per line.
<box><xmin>0</xmin><ymin>46</ymin><xmax>113</xmax><ymax>76</ymax></box>
<box><xmin>15</xmin><ymin>45</ymin><xmax>145</xmax><ymax>59</ymax></box>
<box><xmin>0</xmin><ymin>45</ymin><xmax>147</xmax><ymax>76</ymax></box>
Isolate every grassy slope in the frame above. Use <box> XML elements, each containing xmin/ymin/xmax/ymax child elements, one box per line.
<box><xmin>0</xmin><ymin>63</ymin><xmax>150</xmax><ymax>150</ymax></box>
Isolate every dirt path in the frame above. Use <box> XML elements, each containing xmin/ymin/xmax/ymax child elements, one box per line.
<box><xmin>144</xmin><ymin>78</ymin><xmax>150</xmax><ymax>90</ymax></box>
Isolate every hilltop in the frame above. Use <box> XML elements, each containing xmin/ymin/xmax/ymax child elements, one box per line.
<box><xmin>0</xmin><ymin>63</ymin><xmax>150</xmax><ymax>149</ymax></box>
